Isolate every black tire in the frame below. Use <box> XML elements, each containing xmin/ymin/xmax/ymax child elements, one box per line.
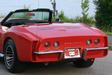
<box><xmin>73</xmin><ymin>58</ymin><xmax>95</xmax><ymax>68</ymax></box>
<box><xmin>4</xmin><ymin>39</ymin><xmax>25</xmax><ymax>73</ymax></box>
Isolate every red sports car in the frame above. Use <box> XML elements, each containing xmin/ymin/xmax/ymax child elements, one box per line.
<box><xmin>0</xmin><ymin>8</ymin><xmax>108</xmax><ymax>73</ymax></box>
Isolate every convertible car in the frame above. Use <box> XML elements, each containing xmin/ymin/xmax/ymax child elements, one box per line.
<box><xmin>0</xmin><ymin>8</ymin><xmax>108</xmax><ymax>73</ymax></box>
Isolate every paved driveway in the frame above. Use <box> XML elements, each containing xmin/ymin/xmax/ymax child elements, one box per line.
<box><xmin>0</xmin><ymin>51</ymin><xmax>112</xmax><ymax>75</ymax></box>
<box><xmin>108</xmin><ymin>36</ymin><xmax>112</xmax><ymax>46</ymax></box>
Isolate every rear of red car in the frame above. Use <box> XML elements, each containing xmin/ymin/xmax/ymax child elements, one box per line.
<box><xmin>1</xmin><ymin>8</ymin><xmax>108</xmax><ymax>73</ymax></box>
<box><xmin>32</xmin><ymin>36</ymin><xmax>108</xmax><ymax>62</ymax></box>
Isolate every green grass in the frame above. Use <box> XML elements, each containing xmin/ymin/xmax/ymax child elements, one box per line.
<box><xmin>109</xmin><ymin>46</ymin><xmax>112</xmax><ymax>51</ymax></box>
<box><xmin>105</xmin><ymin>32</ymin><xmax>112</xmax><ymax>35</ymax></box>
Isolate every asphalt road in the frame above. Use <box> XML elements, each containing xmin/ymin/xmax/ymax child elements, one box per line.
<box><xmin>108</xmin><ymin>36</ymin><xmax>112</xmax><ymax>46</ymax></box>
<box><xmin>0</xmin><ymin>51</ymin><xmax>112</xmax><ymax>75</ymax></box>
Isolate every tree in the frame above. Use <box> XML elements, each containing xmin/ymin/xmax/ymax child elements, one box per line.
<box><xmin>81</xmin><ymin>0</ymin><xmax>89</xmax><ymax>22</ymax></box>
<box><xmin>94</xmin><ymin>0</ymin><xmax>112</xmax><ymax>32</ymax></box>
<box><xmin>50</xmin><ymin>0</ymin><xmax>57</xmax><ymax>20</ymax></box>
<box><xmin>58</xmin><ymin>11</ymin><xmax>71</xmax><ymax>22</ymax></box>
<box><xmin>58</xmin><ymin>0</ymin><xmax>95</xmax><ymax>25</ymax></box>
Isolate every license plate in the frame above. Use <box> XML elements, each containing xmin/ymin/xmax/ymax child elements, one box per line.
<box><xmin>64</xmin><ymin>48</ymin><xmax>80</xmax><ymax>59</ymax></box>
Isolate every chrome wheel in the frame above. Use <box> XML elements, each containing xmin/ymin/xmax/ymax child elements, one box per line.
<box><xmin>4</xmin><ymin>39</ymin><xmax>25</xmax><ymax>73</ymax></box>
<box><xmin>5</xmin><ymin>45</ymin><xmax>14</xmax><ymax>69</ymax></box>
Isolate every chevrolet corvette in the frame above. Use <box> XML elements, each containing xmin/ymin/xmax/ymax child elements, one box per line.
<box><xmin>0</xmin><ymin>8</ymin><xmax>108</xmax><ymax>73</ymax></box>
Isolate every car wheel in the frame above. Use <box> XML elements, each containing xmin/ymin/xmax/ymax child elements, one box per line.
<box><xmin>73</xmin><ymin>58</ymin><xmax>95</xmax><ymax>68</ymax></box>
<box><xmin>4</xmin><ymin>39</ymin><xmax>25</xmax><ymax>73</ymax></box>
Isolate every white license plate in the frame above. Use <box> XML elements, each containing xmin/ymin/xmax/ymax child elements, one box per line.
<box><xmin>64</xmin><ymin>48</ymin><xmax>80</xmax><ymax>59</ymax></box>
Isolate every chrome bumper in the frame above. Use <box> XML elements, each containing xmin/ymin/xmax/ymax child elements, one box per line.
<box><xmin>86</xmin><ymin>47</ymin><xmax>108</xmax><ymax>51</ymax></box>
<box><xmin>34</xmin><ymin>50</ymin><xmax>64</xmax><ymax>55</ymax></box>
<box><xmin>34</xmin><ymin>47</ymin><xmax>108</xmax><ymax>55</ymax></box>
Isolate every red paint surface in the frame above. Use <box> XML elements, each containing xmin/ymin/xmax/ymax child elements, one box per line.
<box><xmin>0</xmin><ymin>23</ymin><xmax>108</xmax><ymax>62</ymax></box>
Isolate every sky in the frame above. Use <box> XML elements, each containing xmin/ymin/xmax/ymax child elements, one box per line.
<box><xmin>0</xmin><ymin>0</ymin><xmax>95</xmax><ymax>18</ymax></box>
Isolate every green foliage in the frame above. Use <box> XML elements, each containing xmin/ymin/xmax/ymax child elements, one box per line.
<box><xmin>81</xmin><ymin>0</ymin><xmax>89</xmax><ymax>22</ymax></box>
<box><xmin>73</xmin><ymin>16</ymin><xmax>95</xmax><ymax>25</ymax></box>
<box><xmin>80</xmin><ymin>0</ymin><xmax>95</xmax><ymax>25</ymax></box>
<box><xmin>58</xmin><ymin>11</ymin><xmax>95</xmax><ymax>26</ymax></box>
<box><xmin>58</xmin><ymin>11</ymin><xmax>72</xmax><ymax>22</ymax></box>
<box><xmin>94</xmin><ymin>0</ymin><xmax>112</xmax><ymax>32</ymax></box>
<box><xmin>58</xmin><ymin>0</ymin><xmax>95</xmax><ymax>26</ymax></box>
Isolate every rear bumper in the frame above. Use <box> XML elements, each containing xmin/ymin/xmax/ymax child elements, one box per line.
<box><xmin>33</xmin><ymin>47</ymin><xmax>108</xmax><ymax>55</ymax></box>
<box><xmin>32</xmin><ymin>47</ymin><xmax>108</xmax><ymax>62</ymax></box>
<box><xmin>84</xmin><ymin>47</ymin><xmax>108</xmax><ymax>59</ymax></box>
<box><xmin>86</xmin><ymin>47</ymin><xmax>108</xmax><ymax>51</ymax></box>
<box><xmin>34</xmin><ymin>50</ymin><xmax>63</xmax><ymax>55</ymax></box>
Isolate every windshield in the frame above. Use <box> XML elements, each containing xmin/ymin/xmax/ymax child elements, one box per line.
<box><xmin>7</xmin><ymin>11</ymin><xmax>50</xmax><ymax>22</ymax></box>
<box><xmin>1</xmin><ymin>9</ymin><xmax>52</xmax><ymax>27</ymax></box>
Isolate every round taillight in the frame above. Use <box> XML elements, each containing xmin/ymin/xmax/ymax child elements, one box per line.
<box><xmin>44</xmin><ymin>42</ymin><xmax>50</xmax><ymax>48</ymax></box>
<box><xmin>54</xmin><ymin>41</ymin><xmax>60</xmax><ymax>48</ymax></box>
<box><xmin>86</xmin><ymin>40</ymin><xmax>92</xmax><ymax>45</ymax></box>
<box><xmin>94</xmin><ymin>39</ymin><xmax>100</xmax><ymax>44</ymax></box>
